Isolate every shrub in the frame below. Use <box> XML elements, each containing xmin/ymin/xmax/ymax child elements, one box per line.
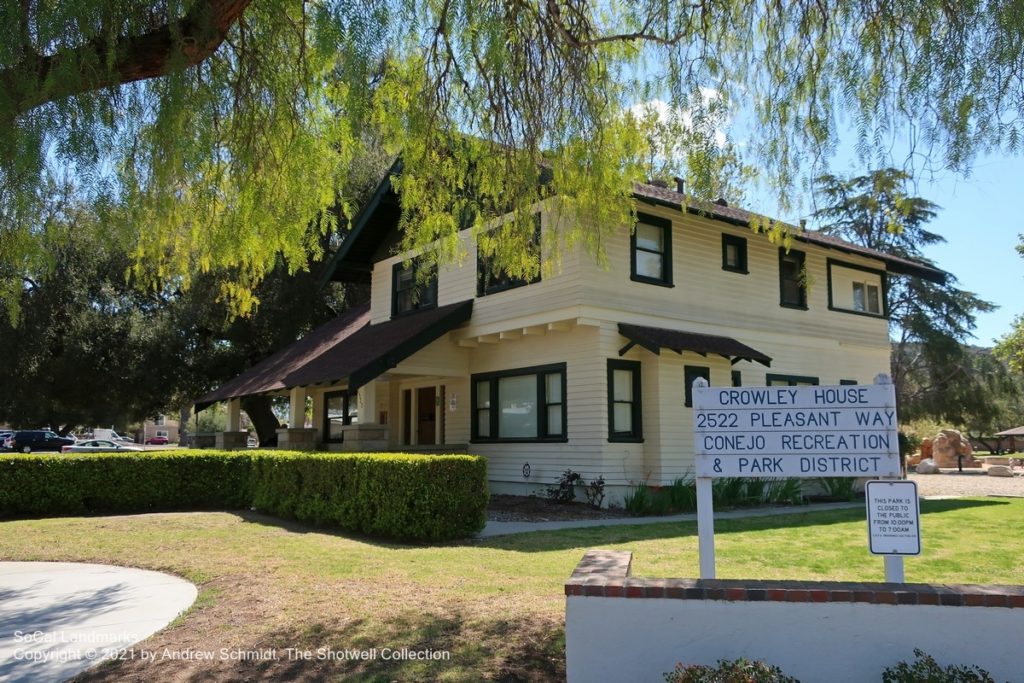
<box><xmin>584</xmin><ymin>475</ymin><xmax>605</xmax><ymax>508</ymax></box>
<box><xmin>0</xmin><ymin>450</ymin><xmax>253</xmax><ymax>516</ymax></box>
<box><xmin>250</xmin><ymin>452</ymin><xmax>488</xmax><ymax>541</ymax></box>
<box><xmin>816</xmin><ymin>476</ymin><xmax>858</xmax><ymax>501</ymax></box>
<box><xmin>0</xmin><ymin>450</ymin><xmax>489</xmax><ymax>542</ymax></box>
<box><xmin>665</xmin><ymin>658</ymin><xmax>799</xmax><ymax>682</ymax></box>
<box><xmin>545</xmin><ymin>469</ymin><xmax>582</xmax><ymax>503</ymax></box>
<box><xmin>882</xmin><ymin>649</ymin><xmax>994</xmax><ymax>683</ymax></box>
<box><xmin>624</xmin><ymin>483</ymin><xmax>653</xmax><ymax>516</ymax></box>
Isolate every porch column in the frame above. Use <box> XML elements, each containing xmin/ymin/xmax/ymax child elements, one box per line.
<box><xmin>226</xmin><ymin>398</ymin><xmax>242</xmax><ymax>432</ymax></box>
<box><xmin>289</xmin><ymin>386</ymin><xmax>306</xmax><ymax>428</ymax></box>
<box><xmin>357</xmin><ymin>382</ymin><xmax>379</xmax><ymax>424</ymax></box>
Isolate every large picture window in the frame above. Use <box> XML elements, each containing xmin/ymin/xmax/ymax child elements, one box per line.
<box><xmin>471</xmin><ymin>363</ymin><xmax>567</xmax><ymax>442</ymax></box>
<box><xmin>826</xmin><ymin>259</ymin><xmax>887</xmax><ymax>318</ymax></box>
<box><xmin>631</xmin><ymin>213</ymin><xmax>673</xmax><ymax>286</ymax></box>
<box><xmin>324</xmin><ymin>390</ymin><xmax>358</xmax><ymax>442</ymax></box>
<box><xmin>607</xmin><ymin>359</ymin><xmax>642</xmax><ymax>441</ymax></box>
<box><xmin>778</xmin><ymin>248</ymin><xmax>807</xmax><ymax>308</ymax></box>
<box><xmin>392</xmin><ymin>259</ymin><xmax>437</xmax><ymax>317</ymax></box>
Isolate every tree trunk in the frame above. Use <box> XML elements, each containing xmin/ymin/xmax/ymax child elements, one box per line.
<box><xmin>241</xmin><ymin>396</ymin><xmax>281</xmax><ymax>446</ymax></box>
<box><xmin>179</xmin><ymin>405</ymin><xmax>192</xmax><ymax>447</ymax></box>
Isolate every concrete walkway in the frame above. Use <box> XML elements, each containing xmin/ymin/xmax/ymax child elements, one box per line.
<box><xmin>479</xmin><ymin>500</ymin><xmax>863</xmax><ymax>537</ymax></box>
<box><xmin>0</xmin><ymin>562</ymin><xmax>197</xmax><ymax>683</ymax></box>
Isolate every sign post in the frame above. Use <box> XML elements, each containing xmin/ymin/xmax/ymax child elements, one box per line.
<box><xmin>865</xmin><ymin>479</ymin><xmax>921</xmax><ymax>582</ymax></box>
<box><xmin>692</xmin><ymin>375</ymin><xmax>901</xmax><ymax>580</ymax></box>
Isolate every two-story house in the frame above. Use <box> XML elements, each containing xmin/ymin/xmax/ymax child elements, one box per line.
<box><xmin>196</xmin><ymin>172</ymin><xmax>944</xmax><ymax>503</ymax></box>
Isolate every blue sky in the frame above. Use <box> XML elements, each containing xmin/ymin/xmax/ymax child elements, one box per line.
<box><xmin>751</xmin><ymin>150</ymin><xmax>1023</xmax><ymax>348</ymax></box>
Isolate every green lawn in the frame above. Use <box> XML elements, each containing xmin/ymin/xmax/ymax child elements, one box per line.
<box><xmin>1</xmin><ymin>497</ymin><xmax>1021</xmax><ymax>682</ymax></box>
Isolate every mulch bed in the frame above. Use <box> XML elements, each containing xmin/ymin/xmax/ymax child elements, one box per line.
<box><xmin>487</xmin><ymin>494</ymin><xmax>631</xmax><ymax>522</ymax></box>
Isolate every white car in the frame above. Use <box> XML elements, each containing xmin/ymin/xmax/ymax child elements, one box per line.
<box><xmin>62</xmin><ymin>439</ymin><xmax>144</xmax><ymax>454</ymax></box>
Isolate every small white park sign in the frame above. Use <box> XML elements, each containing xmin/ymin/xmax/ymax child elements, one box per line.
<box><xmin>692</xmin><ymin>382</ymin><xmax>900</xmax><ymax>478</ymax></box>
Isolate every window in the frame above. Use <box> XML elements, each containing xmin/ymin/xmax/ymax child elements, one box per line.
<box><xmin>684</xmin><ymin>365</ymin><xmax>710</xmax><ymax>408</ymax></box>
<box><xmin>840</xmin><ymin>379</ymin><xmax>858</xmax><ymax>385</ymax></box>
<box><xmin>827</xmin><ymin>259</ymin><xmax>887</xmax><ymax>317</ymax></box>
<box><xmin>324</xmin><ymin>390</ymin><xmax>358</xmax><ymax>443</ymax></box>
<box><xmin>779</xmin><ymin>248</ymin><xmax>807</xmax><ymax>308</ymax></box>
<box><xmin>731</xmin><ymin>370</ymin><xmax>742</xmax><ymax>387</ymax></box>
<box><xmin>607</xmin><ymin>359</ymin><xmax>642</xmax><ymax>441</ymax></box>
<box><xmin>156</xmin><ymin>430</ymin><xmax>169</xmax><ymax>438</ymax></box>
<box><xmin>766</xmin><ymin>373</ymin><xmax>819</xmax><ymax>387</ymax></box>
<box><xmin>472</xmin><ymin>364</ymin><xmax>566</xmax><ymax>442</ymax></box>
<box><xmin>392</xmin><ymin>259</ymin><xmax>438</xmax><ymax>317</ymax></box>
<box><xmin>155</xmin><ymin>415</ymin><xmax>166</xmax><ymax>426</ymax></box>
<box><xmin>477</xmin><ymin>215</ymin><xmax>541</xmax><ymax>296</ymax></box>
<box><xmin>631</xmin><ymin>213</ymin><xmax>673</xmax><ymax>286</ymax></box>
<box><xmin>852</xmin><ymin>281</ymin><xmax>881</xmax><ymax>314</ymax></box>
<box><xmin>722</xmin><ymin>234</ymin><xmax>748</xmax><ymax>273</ymax></box>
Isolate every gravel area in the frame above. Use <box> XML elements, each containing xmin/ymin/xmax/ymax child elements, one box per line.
<box><xmin>909</xmin><ymin>466</ymin><xmax>1024</xmax><ymax>498</ymax></box>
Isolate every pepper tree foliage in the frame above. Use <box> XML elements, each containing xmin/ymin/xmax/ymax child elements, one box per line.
<box><xmin>811</xmin><ymin>168</ymin><xmax>1001</xmax><ymax>424</ymax></box>
<box><xmin>4</xmin><ymin>1</ymin><xmax>1024</xmax><ymax>316</ymax></box>
<box><xmin>994</xmin><ymin>235</ymin><xmax>1024</xmax><ymax>375</ymax></box>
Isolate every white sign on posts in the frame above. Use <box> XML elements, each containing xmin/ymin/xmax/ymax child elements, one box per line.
<box><xmin>692</xmin><ymin>383</ymin><xmax>900</xmax><ymax>478</ymax></box>
<box><xmin>691</xmin><ymin>375</ymin><xmax>903</xmax><ymax>580</ymax></box>
<box><xmin>865</xmin><ymin>480</ymin><xmax>921</xmax><ymax>556</ymax></box>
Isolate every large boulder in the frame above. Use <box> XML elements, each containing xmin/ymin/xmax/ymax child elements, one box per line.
<box><xmin>932</xmin><ymin>429</ymin><xmax>978</xmax><ymax>468</ymax></box>
<box><xmin>987</xmin><ymin>465</ymin><xmax>1014</xmax><ymax>478</ymax></box>
<box><xmin>915</xmin><ymin>459</ymin><xmax>940</xmax><ymax>474</ymax></box>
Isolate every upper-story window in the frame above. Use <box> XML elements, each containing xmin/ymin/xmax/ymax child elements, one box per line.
<box><xmin>392</xmin><ymin>258</ymin><xmax>437</xmax><ymax>317</ymax></box>
<box><xmin>827</xmin><ymin>259</ymin><xmax>886</xmax><ymax>318</ymax></box>
<box><xmin>721</xmin><ymin>234</ymin><xmax>748</xmax><ymax>274</ymax></box>
<box><xmin>477</xmin><ymin>215</ymin><xmax>541</xmax><ymax>296</ymax></box>
<box><xmin>631</xmin><ymin>213</ymin><xmax>673</xmax><ymax>286</ymax></box>
<box><xmin>852</xmin><ymin>282</ymin><xmax>881</xmax><ymax>314</ymax></box>
<box><xmin>778</xmin><ymin>248</ymin><xmax>807</xmax><ymax>309</ymax></box>
<box><xmin>154</xmin><ymin>415</ymin><xmax>166</xmax><ymax>426</ymax></box>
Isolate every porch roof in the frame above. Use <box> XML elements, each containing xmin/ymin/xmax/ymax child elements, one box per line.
<box><xmin>196</xmin><ymin>300</ymin><xmax>474</xmax><ymax>410</ymax></box>
<box><xmin>995</xmin><ymin>426</ymin><xmax>1024</xmax><ymax>437</ymax></box>
<box><xmin>617</xmin><ymin>323</ymin><xmax>773</xmax><ymax>367</ymax></box>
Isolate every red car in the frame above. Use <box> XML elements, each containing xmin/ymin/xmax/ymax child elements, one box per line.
<box><xmin>145</xmin><ymin>436</ymin><xmax>169</xmax><ymax>445</ymax></box>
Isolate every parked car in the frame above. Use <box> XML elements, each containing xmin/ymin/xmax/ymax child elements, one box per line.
<box><xmin>8</xmin><ymin>430</ymin><xmax>75</xmax><ymax>453</ymax></box>
<box><xmin>62</xmin><ymin>439</ymin><xmax>144</xmax><ymax>453</ymax></box>
<box><xmin>145</xmin><ymin>436</ymin><xmax>169</xmax><ymax>445</ymax></box>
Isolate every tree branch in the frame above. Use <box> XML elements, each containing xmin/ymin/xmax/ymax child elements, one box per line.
<box><xmin>4</xmin><ymin>0</ymin><xmax>251</xmax><ymax>115</ymax></box>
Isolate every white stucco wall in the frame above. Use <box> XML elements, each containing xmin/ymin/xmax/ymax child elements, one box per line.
<box><xmin>566</xmin><ymin>596</ymin><xmax>1024</xmax><ymax>683</ymax></box>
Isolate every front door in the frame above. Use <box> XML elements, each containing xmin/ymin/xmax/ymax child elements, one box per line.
<box><xmin>416</xmin><ymin>387</ymin><xmax>436</xmax><ymax>445</ymax></box>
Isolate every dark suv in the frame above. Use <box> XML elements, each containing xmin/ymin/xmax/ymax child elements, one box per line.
<box><xmin>8</xmin><ymin>430</ymin><xmax>75</xmax><ymax>453</ymax></box>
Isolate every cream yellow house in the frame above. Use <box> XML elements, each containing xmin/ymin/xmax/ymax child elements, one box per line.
<box><xmin>197</xmin><ymin>174</ymin><xmax>943</xmax><ymax>502</ymax></box>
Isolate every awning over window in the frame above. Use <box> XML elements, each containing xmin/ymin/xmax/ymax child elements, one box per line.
<box><xmin>195</xmin><ymin>300</ymin><xmax>473</xmax><ymax>410</ymax></box>
<box><xmin>617</xmin><ymin>323</ymin><xmax>772</xmax><ymax>367</ymax></box>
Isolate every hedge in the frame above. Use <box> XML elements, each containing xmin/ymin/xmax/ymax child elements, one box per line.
<box><xmin>251</xmin><ymin>452</ymin><xmax>489</xmax><ymax>541</ymax></box>
<box><xmin>0</xmin><ymin>450</ymin><xmax>489</xmax><ymax>542</ymax></box>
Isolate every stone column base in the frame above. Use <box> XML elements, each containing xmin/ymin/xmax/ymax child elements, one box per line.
<box><xmin>276</xmin><ymin>427</ymin><xmax>318</xmax><ymax>451</ymax></box>
<box><xmin>215</xmin><ymin>431</ymin><xmax>249</xmax><ymax>450</ymax></box>
<box><xmin>337</xmin><ymin>424</ymin><xmax>390</xmax><ymax>452</ymax></box>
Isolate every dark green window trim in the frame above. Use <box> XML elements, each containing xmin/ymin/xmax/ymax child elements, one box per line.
<box><xmin>323</xmin><ymin>390</ymin><xmax>356</xmax><ymax>443</ymax></box>
<box><xmin>470</xmin><ymin>363</ymin><xmax>567</xmax><ymax>443</ymax></box>
<box><xmin>607</xmin><ymin>359</ymin><xmax>643</xmax><ymax>442</ymax></box>
<box><xmin>477</xmin><ymin>214</ymin><xmax>542</xmax><ymax>297</ymax></box>
<box><xmin>825</xmin><ymin>258</ymin><xmax>889</xmax><ymax>319</ymax></box>
<box><xmin>684</xmin><ymin>365</ymin><xmax>711</xmax><ymax>408</ymax></box>
<box><xmin>778</xmin><ymin>248</ymin><xmax>808</xmax><ymax>309</ymax></box>
<box><xmin>722</xmin><ymin>234</ymin><xmax>749</xmax><ymax>274</ymax></box>
<box><xmin>391</xmin><ymin>259</ymin><xmax>438</xmax><ymax>318</ymax></box>
<box><xmin>840</xmin><ymin>379</ymin><xmax>858</xmax><ymax>385</ymax></box>
<box><xmin>631</xmin><ymin>212</ymin><xmax>674</xmax><ymax>287</ymax></box>
<box><xmin>766</xmin><ymin>373</ymin><xmax>819</xmax><ymax>386</ymax></box>
<box><xmin>731</xmin><ymin>370</ymin><xmax>742</xmax><ymax>387</ymax></box>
